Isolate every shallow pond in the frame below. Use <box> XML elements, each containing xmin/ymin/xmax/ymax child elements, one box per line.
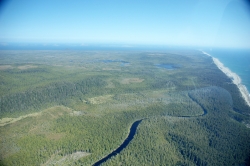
<box><xmin>155</xmin><ymin>64</ymin><xmax>178</xmax><ymax>70</ymax></box>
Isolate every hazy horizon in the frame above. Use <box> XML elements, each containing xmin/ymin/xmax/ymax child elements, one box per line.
<box><xmin>0</xmin><ymin>0</ymin><xmax>250</xmax><ymax>49</ymax></box>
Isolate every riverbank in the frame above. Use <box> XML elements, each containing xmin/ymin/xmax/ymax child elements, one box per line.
<box><xmin>202</xmin><ymin>51</ymin><xmax>250</xmax><ymax>107</ymax></box>
<box><xmin>93</xmin><ymin>119</ymin><xmax>143</xmax><ymax>166</ymax></box>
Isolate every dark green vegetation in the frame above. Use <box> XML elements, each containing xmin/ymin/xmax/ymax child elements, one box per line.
<box><xmin>0</xmin><ymin>50</ymin><xmax>250</xmax><ymax>165</ymax></box>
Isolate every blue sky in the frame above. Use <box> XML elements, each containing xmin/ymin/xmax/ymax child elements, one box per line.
<box><xmin>0</xmin><ymin>0</ymin><xmax>250</xmax><ymax>48</ymax></box>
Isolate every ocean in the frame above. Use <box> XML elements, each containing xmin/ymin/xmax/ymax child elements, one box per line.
<box><xmin>206</xmin><ymin>48</ymin><xmax>250</xmax><ymax>94</ymax></box>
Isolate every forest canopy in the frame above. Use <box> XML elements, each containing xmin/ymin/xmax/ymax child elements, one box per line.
<box><xmin>0</xmin><ymin>50</ymin><xmax>250</xmax><ymax>166</ymax></box>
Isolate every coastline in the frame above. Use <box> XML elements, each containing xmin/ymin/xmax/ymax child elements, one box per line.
<box><xmin>202</xmin><ymin>51</ymin><xmax>250</xmax><ymax>107</ymax></box>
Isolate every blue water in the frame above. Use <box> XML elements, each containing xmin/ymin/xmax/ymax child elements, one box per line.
<box><xmin>155</xmin><ymin>64</ymin><xmax>178</xmax><ymax>70</ymax></box>
<box><xmin>205</xmin><ymin>49</ymin><xmax>250</xmax><ymax>94</ymax></box>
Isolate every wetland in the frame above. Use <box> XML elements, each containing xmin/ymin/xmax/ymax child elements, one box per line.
<box><xmin>0</xmin><ymin>50</ymin><xmax>250</xmax><ymax>166</ymax></box>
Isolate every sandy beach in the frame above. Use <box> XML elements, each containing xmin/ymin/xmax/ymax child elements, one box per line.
<box><xmin>202</xmin><ymin>51</ymin><xmax>250</xmax><ymax>107</ymax></box>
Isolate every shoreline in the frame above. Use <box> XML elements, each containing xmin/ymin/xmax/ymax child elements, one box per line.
<box><xmin>202</xmin><ymin>51</ymin><xmax>250</xmax><ymax>107</ymax></box>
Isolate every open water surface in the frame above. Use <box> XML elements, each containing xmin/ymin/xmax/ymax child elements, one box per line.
<box><xmin>206</xmin><ymin>49</ymin><xmax>250</xmax><ymax>94</ymax></box>
<box><xmin>92</xmin><ymin>119</ymin><xmax>143</xmax><ymax>166</ymax></box>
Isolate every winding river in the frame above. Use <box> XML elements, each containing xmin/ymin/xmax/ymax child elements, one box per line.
<box><xmin>92</xmin><ymin>96</ymin><xmax>207</xmax><ymax>166</ymax></box>
<box><xmin>93</xmin><ymin>119</ymin><xmax>143</xmax><ymax>166</ymax></box>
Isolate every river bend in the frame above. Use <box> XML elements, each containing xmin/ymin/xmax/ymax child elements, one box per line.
<box><xmin>93</xmin><ymin>119</ymin><xmax>143</xmax><ymax>166</ymax></box>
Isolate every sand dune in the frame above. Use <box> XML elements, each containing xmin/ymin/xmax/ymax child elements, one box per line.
<box><xmin>202</xmin><ymin>51</ymin><xmax>250</xmax><ymax>107</ymax></box>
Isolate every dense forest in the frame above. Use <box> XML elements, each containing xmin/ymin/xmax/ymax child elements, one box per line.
<box><xmin>0</xmin><ymin>50</ymin><xmax>250</xmax><ymax>165</ymax></box>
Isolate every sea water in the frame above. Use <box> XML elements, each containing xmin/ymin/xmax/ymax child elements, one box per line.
<box><xmin>206</xmin><ymin>48</ymin><xmax>250</xmax><ymax>94</ymax></box>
